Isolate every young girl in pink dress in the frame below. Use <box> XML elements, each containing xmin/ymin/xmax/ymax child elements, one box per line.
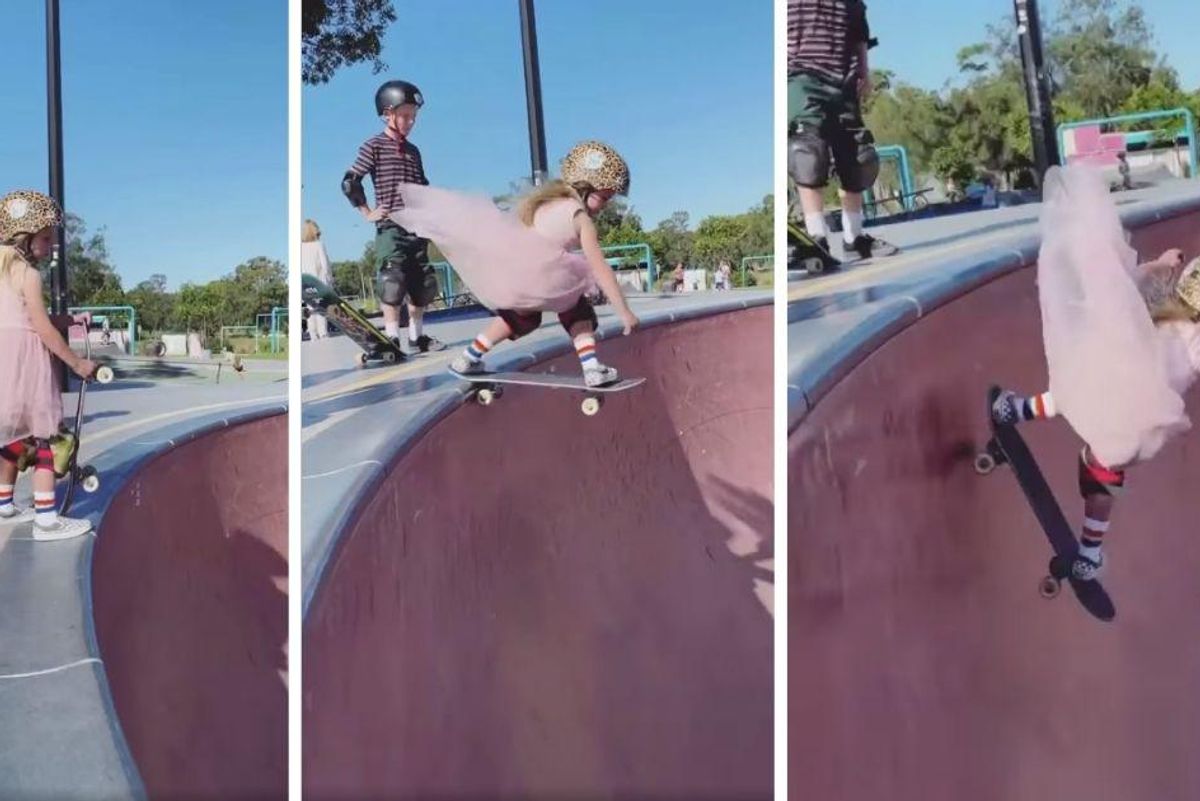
<box><xmin>390</xmin><ymin>140</ymin><xmax>641</xmax><ymax>387</ymax></box>
<box><xmin>0</xmin><ymin>190</ymin><xmax>96</xmax><ymax>540</ymax></box>
<box><xmin>993</xmin><ymin>165</ymin><xmax>1199</xmax><ymax>580</ymax></box>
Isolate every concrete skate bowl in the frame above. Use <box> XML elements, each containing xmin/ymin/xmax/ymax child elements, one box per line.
<box><xmin>91</xmin><ymin>412</ymin><xmax>288</xmax><ymax>800</ymax></box>
<box><xmin>789</xmin><ymin>200</ymin><xmax>1200</xmax><ymax>800</ymax></box>
<box><xmin>305</xmin><ymin>306</ymin><xmax>773</xmax><ymax>801</ymax></box>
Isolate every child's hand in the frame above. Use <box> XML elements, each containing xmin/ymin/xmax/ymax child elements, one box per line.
<box><xmin>1160</xmin><ymin>249</ymin><xmax>1185</xmax><ymax>269</ymax></box>
<box><xmin>364</xmin><ymin>207</ymin><xmax>387</xmax><ymax>222</ymax></box>
<box><xmin>619</xmin><ymin>309</ymin><xmax>640</xmax><ymax>335</ymax></box>
<box><xmin>72</xmin><ymin>358</ymin><xmax>96</xmax><ymax>380</ymax></box>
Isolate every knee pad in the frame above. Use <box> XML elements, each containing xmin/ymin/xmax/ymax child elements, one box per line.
<box><xmin>407</xmin><ymin>264</ymin><xmax>439</xmax><ymax>307</ymax></box>
<box><xmin>835</xmin><ymin>131</ymin><xmax>880</xmax><ymax>192</ymax></box>
<box><xmin>788</xmin><ymin>127</ymin><xmax>831</xmax><ymax>188</ymax></box>
<box><xmin>1078</xmin><ymin>448</ymin><xmax>1125</xmax><ymax>498</ymax></box>
<box><xmin>377</xmin><ymin>262</ymin><xmax>408</xmax><ymax>307</ymax></box>
<box><xmin>1</xmin><ymin>441</ymin><xmax>24</xmax><ymax>465</ymax></box>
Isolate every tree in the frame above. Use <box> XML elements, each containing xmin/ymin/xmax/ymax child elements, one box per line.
<box><xmin>1047</xmin><ymin>0</ymin><xmax>1156</xmax><ymax>118</ymax></box>
<box><xmin>645</xmin><ymin>212</ymin><xmax>694</xmax><ymax>270</ymax></box>
<box><xmin>331</xmin><ymin>259</ymin><xmax>370</xmax><ymax>298</ymax></box>
<box><xmin>125</xmin><ymin>275</ymin><xmax>174</xmax><ymax>334</ymax></box>
<box><xmin>302</xmin><ymin>0</ymin><xmax>396</xmax><ymax>85</ymax></box>
<box><xmin>63</xmin><ymin>214</ymin><xmax>124</xmax><ymax>307</ymax></box>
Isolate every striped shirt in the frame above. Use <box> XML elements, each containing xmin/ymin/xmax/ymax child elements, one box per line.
<box><xmin>348</xmin><ymin>132</ymin><xmax>429</xmax><ymax>213</ymax></box>
<box><xmin>787</xmin><ymin>0</ymin><xmax>872</xmax><ymax>83</ymax></box>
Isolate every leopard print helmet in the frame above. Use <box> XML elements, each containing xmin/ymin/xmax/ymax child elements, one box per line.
<box><xmin>1176</xmin><ymin>257</ymin><xmax>1200</xmax><ymax>318</ymax></box>
<box><xmin>0</xmin><ymin>190</ymin><xmax>63</xmax><ymax>244</ymax></box>
<box><xmin>560</xmin><ymin>141</ymin><xmax>630</xmax><ymax>195</ymax></box>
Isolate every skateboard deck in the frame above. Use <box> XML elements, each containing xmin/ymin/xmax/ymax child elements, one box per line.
<box><xmin>450</xmin><ymin>368</ymin><xmax>645</xmax><ymax>416</ymax></box>
<box><xmin>302</xmin><ymin>274</ymin><xmax>404</xmax><ymax>365</ymax></box>
<box><xmin>788</xmin><ymin>220</ymin><xmax>842</xmax><ymax>275</ymax></box>
<box><xmin>977</xmin><ymin>385</ymin><xmax>1115</xmax><ymax>621</ymax></box>
<box><xmin>47</xmin><ymin>313</ymin><xmax>112</xmax><ymax>514</ymax></box>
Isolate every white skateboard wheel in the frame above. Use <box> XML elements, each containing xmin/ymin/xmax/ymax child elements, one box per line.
<box><xmin>581</xmin><ymin>396</ymin><xmax>602</xmax><ymax>416</ymax></box>
<box><xmin>95</xmin><ymin>365</ymin><xmax>114</xmax><ymax>384</ymax></box>
<box><xmin>973</xmin><ymin>453</ymin><xmax>996</xmax><ymax>475</ymax></box>
<box><xmin>477</xmin><ymin>388</ymin><xmax>496</xmax><ymax>406</ymax></box>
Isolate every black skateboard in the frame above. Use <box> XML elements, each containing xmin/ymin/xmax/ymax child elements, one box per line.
<box><xmin>787</xmin><ymin>220</ymin><xmax>842</xmax><ymax>275</ymax></box>
<box><xmin>302</xmin><ymin>274</ymin><xmax>405</xmax><ymax>366</ymax></box>
<box><xmin>975</xmin><ymin>385</ymin><xmax>1116</xmax><ymax>622</ymax></box>
<box><xmin>450</xmin><ymin>368</ymin><xmax>645</xmax><ymax>417</ymax></box>
<box><xmin>49</xmin><ymin>313</ymin><xmax>114</xmax><ymax>515</ymax></box>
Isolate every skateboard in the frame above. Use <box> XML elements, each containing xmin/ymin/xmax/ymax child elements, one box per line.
<box><xmin>302</xmin><ymin>274</ymin><xmax>405</xmax><ymax>366</ymax></box>
<box><xmin>449</xmin><ymin>368</ymin><xmax>646</xmax><ymax>417</ymax></box>
<box><xmin>974</xmin><ymin>385</ymin><xmax>1115</xmax><ymax>621</ymax></box>
<box><xmin>47</xmin><ymin>314</ymin><xmax>115</xmax><ymax>514</ymax></box>
<box><xmin>787</xmin><ymin>220</ymin><xmax>842</xmax><ymax>275</ymax></box>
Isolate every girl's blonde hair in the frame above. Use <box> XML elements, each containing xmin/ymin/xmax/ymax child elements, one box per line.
<box><xmin>1151</xmin><ymin>296</ymin><xmax>1199</xmax><ymax>325</ymax></box>
<box><xmin>0</xmin><ymin>240</ymin><xmax>31</xmax><ymax>287</ymax></box>
<box><xmin>302</xmin><ymin>219</ymin><xmax>321</xmax><ymax>242</ymax></box>
<box><xmin>515</xmin><ymin>180</ymin><xmax>585</xmax><ymax>227</ymax></box>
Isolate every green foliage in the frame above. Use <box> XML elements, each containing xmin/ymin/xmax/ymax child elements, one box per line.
<box><xmin>302</xmin><ymin>0</ymin><xmax>396</xmax><ymax>85</ymax></box>
<box><xmin>859</xmin><ymin>0</ymin><xmax>1195</xmax><ymax>188</ymax></box>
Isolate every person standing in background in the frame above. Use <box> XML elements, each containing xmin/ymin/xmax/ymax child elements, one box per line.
<box><xmin>301</xmin><ymin>219</ymin><xmax>333</xmax><ymax>339</ymax></box>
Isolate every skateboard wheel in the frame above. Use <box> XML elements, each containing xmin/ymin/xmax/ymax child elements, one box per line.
<box><xmin>477</xmin><ymin>388</ymin><xmax>496</xmax><ymax>406</ymax></box>
<box><xmin>805</xmin><ymin>258</ymin><xmax>825</xmax><ymax>275</ymax></box>
<box><xmin>581</xmin><ymin>396</ymin><xmax>602</xmax><ymax>416</ymax></box>
<box><xmin>79</xmin><ymin>466</ymin><xmax>100</xmax><ymax>494</ymax></box>
<box><xmin>1039</xmin><ymin>575</ymin><xmax>1061</xmax><ymax>598</ymax></box>
<box><xmin>381</xmin><ymin>351</ymin><xmax>398</xmax><ymax>364</ymax></box>
<box><xmin>94</xmin><ymin>365</ymin><xmax>114</xmax><ymax>384</ymax></box>
<box><xmin>356</xmin><ymin>352</ymin><xmax>368</xmax><ymax>366</ymax></box>
<box><xmin>973</xmin><ymin>453</ymin><xmax>996</xmax><ymax>475</ymax></box>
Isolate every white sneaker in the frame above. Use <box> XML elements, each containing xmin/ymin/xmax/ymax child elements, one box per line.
<box><xmin>991</xmin><ymin>389</ymin><xmax>1023</xmax><ymax>425</ymax></box>
<box><xmin>583</xmin><ymin>363</ymin><xmax>620</xmax><ymax>388</ymax></box>
<box><xmin>32</xmin><ymin>517</ymin><xmax>92</xmax><ymax>541</ymax></box>
<box><xmin>450</xmin><ymin>355</ymin><xmax>486</xmax><ymax>375</ymax></box>
<box><xmin>0</xmin><ymin>506</ymin><xmax>35</xmax><ymax>525</ymax></box>
<box><xmin>1071</xmin><ymin>551</ymin><xmax>1104</xmax><ymax>582</ymax></box>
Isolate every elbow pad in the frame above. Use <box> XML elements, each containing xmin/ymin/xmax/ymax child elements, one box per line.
<box><xmin>341</xmin><ymin>172</ymin><xmax>367</xmax><ymax>207</ymax></box>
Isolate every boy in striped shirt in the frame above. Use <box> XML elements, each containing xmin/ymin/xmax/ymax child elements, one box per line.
<box><xmin>788</xmin><ymin>0</ymin><xmax>898</xmax><ymax>265</ymax></box>
<box><xmin>342</xmin><ymin>80</ymin><xmax>446</xmax><ymax>355</ymax></box>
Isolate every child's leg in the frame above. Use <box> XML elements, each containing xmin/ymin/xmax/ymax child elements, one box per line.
<box><xmin>30</xmin><ymin>441</ymin><xmax>58</xmax><ymax>528</ymax></box>
<box><xmin>559</xmin><ymin>299</ymin><xmax>617</xmax><ymax>386</ymax></box>
<box><xmin>1073</xmin><ymin>446</ymin><xmax>1126</xmax><ymax>579</ymax></box>
<box><xmin>451</xmin><ymin>316</ymin><xmax>517</xmax><ymax>374</ymax></box>
<box><xmin>29</xmin><ymin>439</ymin><xmax>90</xmax><ymax>539</ymax></box>
<box><xmin>993</xmin><ymin>389</ymin><xmax>1057</xmax><ymax>425</ymax></box>
<box><xmin>0</xmin><ymin>441</ymin><xmax>23</xmax><ymax>517</ymax></box>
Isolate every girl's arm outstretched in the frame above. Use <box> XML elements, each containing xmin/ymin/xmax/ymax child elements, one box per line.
<box><xmin>576</xmin><ymin>213</ymin><xmax>640</xmax><ymax>335</ymax></box>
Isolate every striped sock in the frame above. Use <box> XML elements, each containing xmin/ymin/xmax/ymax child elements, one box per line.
<box><xmin>574</xmin><ymin>334</ymin><xmax>598</xmax><ymax>369</ymax></box>
<box><xmin>1079</xmin><ymin>516</ymin><xmax>1109</xmax><ymax>561</ymax></box>
<box><xmin>1020</xmin><ymin>391</ymin><xmax>1057</xmax><ymax>421</ymax></box>
<box><xmin>464</xmin><ymin>334</ymin><xmax>492</xmax><ymax>363</ymax></box>
<box><xmin>0</xmin><ymin>484</ymin><xmax>14</xmax><ymax>514</ymax></box>
<box><xmin>34</xmin><ymin>491</ymin><xmax>56</xmax><ymax>527</ymax></box>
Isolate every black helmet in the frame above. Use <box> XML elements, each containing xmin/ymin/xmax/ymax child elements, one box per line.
<box><xmin>375</xmin><ymin>80</ymin><xmax>424</xmax><ymax>115</ymax></box>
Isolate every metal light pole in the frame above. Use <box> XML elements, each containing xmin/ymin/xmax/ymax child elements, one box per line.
<box><xmin>1014</xmin><ymin>0</ymin><xmax>1060</xmax><ymax>186</ymax></box>
<box><xmin>46</xmin><ymin>0</ymin><xmax>68</xmax><ymax>314</ymax></box>
<box><xmin>518</xmin><ymin>0</ymin><xmax>548</xmax><ymax>186</ymax></box>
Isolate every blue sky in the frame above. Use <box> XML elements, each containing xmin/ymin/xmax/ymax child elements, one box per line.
<box><xmin>1</xmin><ymin>1</ymin><xmax>286</xmax><ymax>290</ymax></box>
<box><xmin>870</xmin><ymin>0</ymin><xmax>1200</xmax><ymax>92</ymax></box>
<box><xmin>303</xmin><ymin>0</ymin><xmax>772</xmax><ymax>263</ymax></box>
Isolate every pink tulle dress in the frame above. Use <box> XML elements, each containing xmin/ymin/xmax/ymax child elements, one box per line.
<box><xmin>0</xmin><ymin>256</ymin><xmax>62</xmax><ymax>443</ymax></box>
<box><xmin>1037</xmin><ymin>165</ymin><xmax>1191</xmax><ymax>467</ymax></box>
<box><xmin>389</xmin><ymin>184</ymin><xmax>594</xmax><ymax>313</ymax></box>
